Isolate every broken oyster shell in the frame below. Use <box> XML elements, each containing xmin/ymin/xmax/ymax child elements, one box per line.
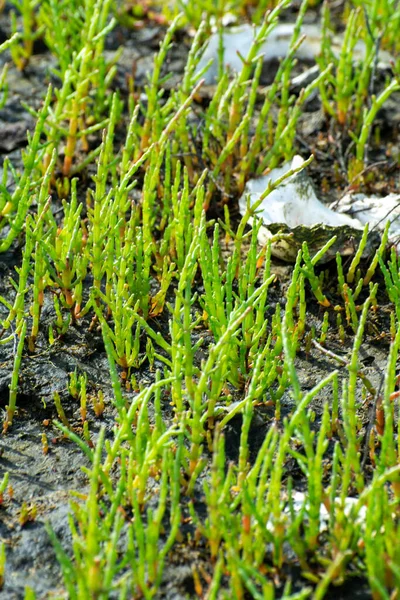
<box><xmin>239</xmin><ymin>156</ymin><xmax>381</xmax><ymax>262</ymax></box>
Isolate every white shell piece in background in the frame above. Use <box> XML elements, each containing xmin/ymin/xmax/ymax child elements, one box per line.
<box><xmin>281</xmin><ymin>491</ymin><xmax>367</xmax><ymax>532</ymax></box>
<box><xmin>197</xmin><ymin>24</ymin><xmax>319</xmax><ymax>84</ymax></box>
<box><xmin>334</xmin><ymin>193</ymin><xmax>400</xmax><ymax>243</ymax></box>
<box><xmin>197</xmin><ymin>23</ymin><xmax>391</xmax><ymax>85</ymax></box>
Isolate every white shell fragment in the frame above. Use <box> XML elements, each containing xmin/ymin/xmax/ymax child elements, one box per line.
<box><xmin>239</xmin><ymin>156</ymin><xmax>360</xmax><ymax>229</ymax></box>
<box><xmin>197</xmin><ymin>24</ymin><xmax>315</xmax><ymax>84</ymax></box>
<box><xmin>197</xmin><ymin>23</ymin><xmax>392</xmax><ymax>85</ymax></box>
<box><xmin>238</xmin><ymin>156</ymin><xmax>367</xmax><ymax>261</ymax></box>
<box><xmin>334</xmin><ymin>192</ymin><xmax>400</xmax><ymax>244</ymax></box>
<box><xmin>280</xmin><ymin>491</ymin><xmax>367</xmax><ymax>532</ymax></box>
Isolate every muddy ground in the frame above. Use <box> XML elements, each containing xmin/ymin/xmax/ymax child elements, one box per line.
<box><xmin>0</xmin><ymin>3</ymin><xmax>399</xmax><ymax>599</ymax></box>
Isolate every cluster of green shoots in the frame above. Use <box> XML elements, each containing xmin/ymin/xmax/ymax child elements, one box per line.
<box><xmin>317</xmin><ymin>2</ymin><xmax>400</xmax><ymax>182</ymax></box>
<box><xmin>1</xmin><ymin>0</ymin><xmax>400</xmax><ymax>598</ymax></box>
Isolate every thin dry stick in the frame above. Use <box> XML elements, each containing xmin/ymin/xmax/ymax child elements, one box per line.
<box><xmin>311</xmin><ymin>338</ymin><xmax>376</xmax><ymax>396</ymax></box>
<box><xmin>311</xmin><ymin>338</ymin><xmax>386</xmax><ymax>471</ymax></box>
